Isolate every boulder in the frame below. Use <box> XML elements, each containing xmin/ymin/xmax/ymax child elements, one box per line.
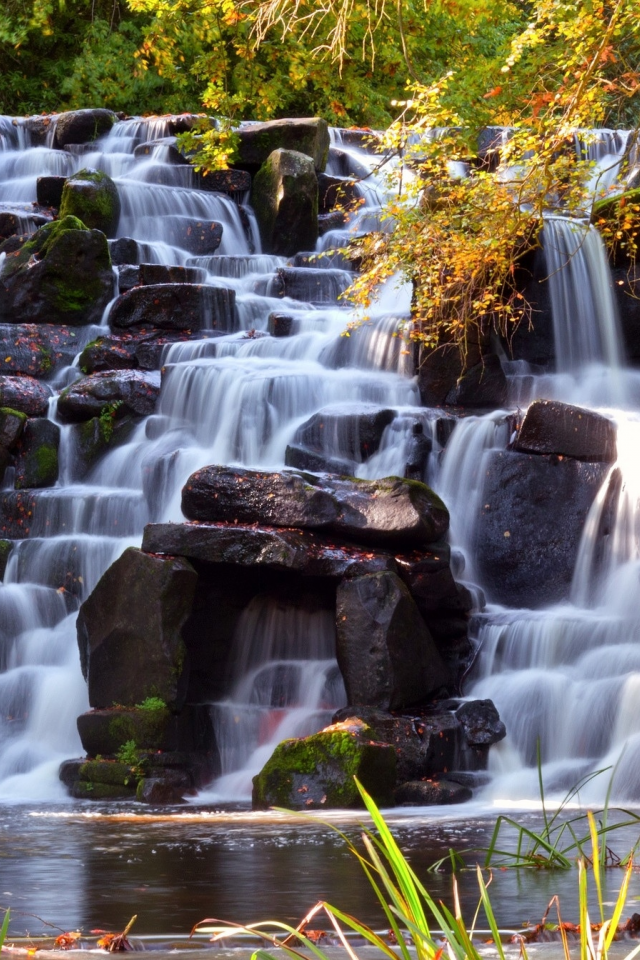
<box><xmin>171</xmin><ymin>217</ymin><xmax>223</xmax><ymax>255</ymax></box>
<box><xmin>0</xmin><ymin>376</ymin><xmax>51</xmax><ymax>417</ymax></box>
<box><xmin>57</xmin><ymin>369</ymin><xmax>161</xmax><ymax>422</ymax></box>
<box><xmin>276</xmin><ymin>267</ymin><xmax>351</xmax><ymax>303</ymax></box>
<box><xmin>0</xmin><ymin>217</ymin><xmax>114</xmax><ymax>326</ymax></box>
<box><xmin>69</xmin><ymin>414</ymin><xmax>136</xmax><ymax>479</ymax></box>
<box><xmin>336</xmin><ymin>572</ymin><xmax>449</xmax><ymax>710</ymax></box>
<box><xmin>514</xmin><ymin>399</ymin><xmax>617</xmax><ymax>462</ymax></box>
<box><xmin>0</xmin><ymin>407</ymin><xmax>26</xmax><ymax>449</ymax></box>
<box><xmin>284</xmin><ymin>444</ymin><xmax>353</xmax><ymax>476</ymax></box>
<box><xmin>455</xmin><ymin>699</ymin><xmax>506</xmax><ymax>746</ymax></box>
<box><xmin>181</xmin><ymin>466</ymin><xmax>449</xmax><ymax>547</ymax></box>
<box><xmin>59</xmin><ymin>168</ymin><xmax>121</xmax><ymax>238</ymax></box>
<box><xmin>268</xmin><ymin>313</ymin><xmax>295</xmax><ymax>337</ymax></box>
<box><xmin>76</xmin><ymin>547</ymin><xmax>198</xmax><ymax>710</ymax></box>
<box><xmin>237</xmin><ymin>118</ymin><xmax>330</xmax><ymax>172</ymax></box>
<box><xmin>14</xmin><ymin>418</ymin><xmax>60</xmax><ymax>489</ymax></box>
<box><xmin>0</xmin><ymin>491</ymin><xmax>37</xmax><ymax>538</ymax></box>
<box><xmin>509</xmin><ymin>247</ymin><xmax>555</xmax><ymax>365</ymax></box>
<box><xmin>292</xmin><ymin>405</ymin><xmax>396</xmax><ymax>463</ymax></box>
<box><xmin>394</xmin><ymin>779</ymin><xmax>472</xmax><ymax>805</ymax></box>
<box><xmin>78</xmin><ymin>330</ymin><xmax>221</xmax><ymax>374</ymax></box>
<box><xmin>109</xmin><ymin>283</ymin><xmax>236</xmax><ymax>332</ymax></box>
<box><xmin>36</xmin><ymin>176</ymin><xmax>67</xmax><ymax>208</ymax></box>
<box><xmin>195</xmin><ymin>168</ymin><xmax>251</xmax><ymax>195</ymax></box>
<box><xmin>417</xmin><ymin>345</ymin><xmax>463</xmax><ymax>406</ymax></box>
<box><xmin>0</xmin><ymin>211</ymin><xmax>50</xmax><ymax>240</ymax></box>
<box><xmin>445</xmin><ymin>354</ymin><xmax>508</xmax><ymax>408</ymax></box>
<box><xmin>0</xmin><ymin>324</ymin><xmax>82</xmax><ymax>377</ymax></box>
<box><xmin>395</xmin><ymin>545</ymin><xmax>466</xmax><ymax>616</ymax></box>
<box><xmin>77</xmin><ymin>703</ymin><xmax>214</xmax><ymax>756</ymax></box>
<box><xmin>53</xmin><ymin>109</ymin><xmax>117</xmax><ymax>149</ymax></box>
<box><xmin>142</xmin><ymin>522</ymin><xmax>396</xmax><ymax>579</ymax></box>
<box><xmin>318</xmin><ymin>174</ymin><xmax>361</xmax><ymax>213</ymax></box>
<box><xmin>252</xmin><ymin>723</ymin><xmax>396</xmax><ymax>810</ymax></box>
<box><xmin>136</xmin><ymin>777</ymin><xmax>187</xmax><ymax>804</ymax></box>
<box><xmin>251</xmin><ymin>150</ymin><xmax>318</xmax><ymax>256</ymax></box>
<box><xmin>475</xmin><ymin>450</ymin><xmax>609</xmax><ymax>607</ymax></box>
<box><xmin>331</xmin><ymin>706</ymin><xmax>462</xmax><ymax>782</ymax></box>
<box><xmin>133</xmin><ymin>137</ymin><xmax>190</xmax><ymax>165</ymax></box>
<box><xmin>109</xmin><ymin>237</ymin><xmax>139</xmax><ymax>266</ymax></box>
<box><xmin>138</xmin><ymin>263</ymin><xmax>205</xmax><ymax>286</ymax></box>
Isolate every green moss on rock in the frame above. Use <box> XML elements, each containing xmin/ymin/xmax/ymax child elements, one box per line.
<box><xmin>60</xmin><ymin>169</ymin><xmax>121</xmax><ymax>238</ymax></box>
<box><xmin>252</xmin><ymin>726</ymin><xmax>396</xmax><ymax>810</ymax></box>
<box><xmin>71</xmin><ymin>781</ymin><xmax>137</xmax><ymax>800</ymax></box>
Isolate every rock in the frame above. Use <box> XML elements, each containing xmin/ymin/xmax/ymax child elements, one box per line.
<box><xmin>612</xmin><ymin>266</ymin><xmax>640</xmax><ymax>361</ymax></box>
<box><xmin>36</xmin><ymin>176</ymin><xmax>67</xmax><ymax>208</ymax></box>
<box><xmin>0</xmin><ymin>539</ymin><xmax>12</xmax><ymax>580</ymax></box>
<box><xmin>318</xmin><ymin>174</ymin><xmax>361</xmax><ymax>213</ymax></box>
<box><xmin>331</xmin><ymin>705</ymin><xmax>462</xmax><ymax>782</ymax></box>
<box><xmin>0</xmin><ymin>407</ymin><xmax>26</xmax><ymax>449</ymax></box>
<box><xmin>0</xmin><ymin>324</ymin><xmax>83</xmax><ymax>377</ymax></box>
<box><xmin>134</xmin><ymin>137</ymin><xmax>190</xmax><ymax>165</ymax></box>
<box><xmin>336</xmin><ymin>572</ymin><xmax>449</xmax><ymax>710</ymax></box>
<box><xmin>237</xmin><ymin>118</ymin><xmax>330</xmax><ymax>172</ymax></box>
<box><xmin>252</xmin><ymin>725</ymin><xmax>396</xmax><ymax>810</ymax></box>
<box><xmin>293</xmin><ymin>405</ymin><xmax>396</xmax><ymax>463</ymax></box>
<box><xmin>14</xmin><ymin>418</ymin><xmax>60</xmax><ymax>489</ymax></box>
<box><xmin>394</xmin><ymin>545</ymin><xmax>463</xmax><ymax>615</ymax></box>
<box><xmin>0</xmin><ymin>491</ymin><xmax>37</xmax><ymax>538</ymax></box>
<box><xmin>78</xmin><ymin>336</ymin><xmax>138</xmax><ymax>374</ymax></box>
<box><xmin>276</xmin><ymin>267</ymin><xmax>351</xmax><ymax>303</ymax></box>
<box><xmin>136</xmin><ymin>777</ymin><xmax>187</xmax><ymax>804</ymax></box>
<box><xmin>77</xmin><ymin>703</ymin><xmax>214</xmax><ymax>755</ymax></box>
<box><xmin>109</xmin><ymin>237</ymin><xmax>139</xmax><ymax>266</ymax></box>
<box><xmin>171</xmin><ymin>217</ymin><xmax>223</xmax><ymax>255</ymax></box>
<box><xmin>268</xmin><ymin>313</ymin><xmax>295</xmax><ymax>337</ymax></box>
<box><xmin>138</xmin><ymin>263</ymin><xmax>205</xmax><ymax>286</ymax></box>
<box><xmin>181</xmin><ymin>466</ymin><xmax>450</xmax><ymax>547</ymax></box>
<box><xmin>57</xmin><ymin>369</ymin><xmax>161</xmax><ymax>422</ymax></box>
<box><xmin>0</xmin><ymin>211</ymin><xmax>50</xmax><ymax>240</ymax></box>
<box><xmin>59</xmin><ymin>168</ymin><xmax>121</xmax><ymax>238</ymax></box>
<box><xmin>394</xmin><ymin>779</ymin><xmax>472</xmax><ymax>805</ymax></box>
<box><xmin>284</xmin><ymin>444</ymin><xmax>353</xmax><ymax>476</ymax></box>
<box><xmin>445</xmin><ymin>354</ymin><xmax>508</xmax><ymax>408</ymax></box>
<box><xmin>514</xmin><ymin>399</ymin><xmax>617</xmax><ymax>462</ymax></box>
<box><xmin>510</xmin><ymin>247</ymin><xmax>555</xmax><ymax>365</ymax></box>
<box><xmin>0</xmin><ymin>216</ymin><xmax>114</xmax><ymax>326</ymax></box>
<box><xmin>142</xmin><ymin>522</ymin><xmax>396</xmax><ymax>579</ymax></box>
<box><xmin>69</xmin><ymin>415</ymin><xmax>136</xmax><ymax>479</ymax></box>
<box><xmin>417</xmin><ymin>345</ymin><xmax>463</xmax><ymax>406</ymax></box>
<box><xmin>109</xmin><ymin>283</ymin><xmax>236</xmax><ymax>332</ymax></box>
<box><xmin>76</xmin><ymin>547</ymin><xmax>198</xmax><ymax>710</ymax></box>
<box><xmin>475</xmin><ymin>450</ymin><xmax>609</xmax><ymax>607</ymax></box>
<box><xmin>455</xmin><ymin>699</ymin><xmax>506</xmax><ymax>746</ymax></box>
<box><xmin>53</xmin><ymin>109</ymin><xmax>117</xmax><ymax>149</ymax></box>
<box><xmin>251</xmin><ymin>149</ymin><xmax>318</xmax><ymax>256</ymax></box>
<box><xmin>0</xmin><ymin>376</ymin><xmax>51</xmax><ymax>417</ymax></box>
<box><xmin>195</xmin><ymin>168</ymin><xmax>251</xmax><ymax>196</ymax></box>
<box><xmin>71</xmin><ymin>781</ymin><xmax>136</xmax><ymax>800</ymax></box>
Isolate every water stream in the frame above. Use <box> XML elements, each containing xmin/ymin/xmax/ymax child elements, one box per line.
<box><xmin>0</xmin><ymin>114</ymin><xmax>639</xmax><ymax>814</ymax></box>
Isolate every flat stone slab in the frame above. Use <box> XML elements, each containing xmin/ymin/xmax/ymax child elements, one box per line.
<box><xmin>142</xmin><ymin>521</ymin><xmax>397</xmax><ymax>578</ymax></box>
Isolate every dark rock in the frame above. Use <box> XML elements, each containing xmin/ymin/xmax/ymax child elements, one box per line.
<box><xmin>0</xmin><ymin>217</ymin><xmax>114</xmax><ymax>326</ymax></box>
<box><xmin>139</xmin><ymin>263</ymin><xmax>205</xmax><ymax>286</ymax></box>
<box><xmin>14</xmin><ymin>418</ymin><xmax>60</xmax><ymax>489</ymax></box>
<box><xmin>109</xmin><ymin>237</ymin><xmax>139</xmax><ymax>266</ymax></box>
<box><xmin>24</xmin><ymin>115</ymin><xmax>52</xmax><ymax>147</ymax></box>
<box><xmin>69</xmin><ymin>415</ymin><xmax>136</xmax><ymax>479</ymax></box>
<box><xmin>0</xmin><ymin>235</ymin><xmax>29</xmax><ymax>257</ymax></box>
<box><xmin>455</xmin><ymin>699</ymin><xmax>506</xmax><ymax>746</ymax></box>
<box><xmin>136</xmin><ymin>777</ymin><xmax>187</xmax><ymax>804</ymax></box>
<box><xmin>445</xmin><ymin>354</ymin><xmax>507</xmax><ymax>408</ymax></box>
<box><xmin>237</xmin><ymin>118</ymin><xmax>330</xmax><ymax>172</ymax></box>
<box><xmin>142</xmin><ymin>522</ymin><xmax>396</xmax><ymax>579</ymax></box>
<box><xmin>70</xmin><ymin>781</ymin><xmax>136</xmax><ymax>800</ymax></box>
<box><xmin>36</xmin><ymin>176</ymin><xmax>67</xmax><ymax>209</ymax></box>
<box><xmin>133</xmin><ymin>137</ymin><xmax>190</xmax><ymax>165</ymax></box>
<box><xmin>510</xmin><ymin>247</ymin><xmax>555</xmax><ymax>365</ymax></box>
<box><xmin>109</xmin><ymin>283</ymin><xmax>236</xmax><ymax>332</ymax></box>
<box><xmin>0</xmin><ymin>324</ymin><xmax>83</xmax><ymax>377</ymax></box>
<box><xmin>417</xmin><ymin>345</ymin><xmax>463</xmax><ymax>406</ymax></box>
<box><xmin>53</xmin><ymin>109</ymin><xmax>117</xmax><ymax>149</ymax></box>
<box><xmin>0</xmin><ymin>491</ymin><xmax>37</xmax><ymax>539</ymax></box>
<box><xmin>78</xmin><ymin>336</ymin><xmax>138</xmax><ymax>374</ymax></box>
<box><xmin>195</xmin><ymin>168</ymin><xmax>251</xmax><ymax>195</ymax></box>
<box><xmin>394</xmin><ymin>779</ymin><xmax>472</xmax><ymax>805</ymax></box>
<box><xmin>475</xmin><ymin>450</ymin><xmax>609</xmax><ymax>607</ymax></box>
<box><xmin>0</xmin><ymin>211</ymin><xmax>50</xmax><ymax>240</ymax></box>
<box><xmin>181</xmin><ymin>466</ymin><xmax>449</xmax><ymax>547</ymax></box>
<box><xmin>116</xmin><ymin>265</ymin><xmax>140</xmax><ymax>293</ymax></box>
<box><xmin>284</xmin><ymin>444</ymin><xmax>353</xmax><ymax>476</ymax></box>
<box><xmin>336</xmin><ymin>572</ymin><xmax>449</xmax><ymax>710</ymax></box>
<box><xmin>171</xmin><ymin>217</ymin><xmax>223</xmax><ymax>255</ymax></box>
<box><xmin>252</xmin><ymin>724</ymin><xmax>396</xmax><ymax>810</ymax></box>
<box><xmin>318</xmin><ymin>211</ymin><xmax>347</xmax><ymax>235</ymax></box>
<box><xmin>268</xmin><ymin>312</ymin><xmax>295</xmax><ymax>337</ymax></box>
<box><xmin>77</xmin><ymin>703</ymin><xmax>214</xmax><ymax>755</ymax></box>
<box><xmin>0</xmin><ymin>376</ymin><xmax>51</xmax><ymax>417</ymax></box>
<box><xmin>293</xmin><ymin>405</ymin><xmax>396</xmax><ymax>463</ymax></box>
<box><xmin>57</xmin><ymin>369</ymin><xmax>161</xmax><ymax>422</ymax></box>
<box><xmin>331</xmin><ymin>706</ymin><xmax>462</xmax><ymax>782</ymax></box>
<box><xmin>77</xmin><ymin>547</ymin><xmax>197</xmax><ymax>710</ymax></box>
<box><xmin>277</xmin><ymin>267</ymin><xmax>351</xmax><ymax>303</ymax></box>
<box><xmin>318</xmin><ymin>174</ymin><xmax>361</xmax><ymax>213</ymax></box>
<box><xmin>394</xmin><ymin>546</ymin><xmax>462</xmax><ymax>615</ymax></box>
<box><xmin>0</xmin><ymin>407</ymin><xmax>26</xmax><ymax>449</ymax></box>
<box><xmin>612</xmin><ymin>266</ymin><xmax>640</xmax><ymax>361</ymax></box>
<box><xmin>514</xmin><ymin>399</ymin><xmax>617</xmax><ymax>462</ymax></box>
<box><xmin>251</xmin><ymin>150</ymin><xmax>318</xmax><ymax>256</ymax></box>
<box><xmin>0</xmin><ymin>539</ymin><xmax>12</xmax><ymax>580</ymax></box>
<box><xmin>59</xmin><ymin>168</ymin><xmax>121</xmax><ymax>238</ymax></box>
<box><xmin>436</xmin><ymin>417</ymin><xmax>458</xmax><ymax>447</ymax></box>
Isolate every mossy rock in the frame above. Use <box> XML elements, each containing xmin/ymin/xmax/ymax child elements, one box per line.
<box><xmin>71</xmin><ymin>414</ymin><xmax>136</xmax><ymax>480</ymax></box>
<box><xmin>252</xmin><ymin>726</ymin><xmax>396</xmax><ymax>810</ymax></box>
<box><xmin>71</xmin><ymin>781</ymin><xmax>137</xmax><ymax>800</ymax></box>
<box><xmin>78</xmin><ymin>759</ymin><xmax>139</xmax><ymax>785</ymax></box>
<box><xmin>0</xmin><ymin>539</ymin><xmax>12</xmax><ymax>581</ymax></box>
<box><xmin>14</xmin><ymin>418</ymin><xmax>59</xmax><ymax>489</ymax></box>
<box><xmin>251</xmin><ymin>149</ymin><xmax>318</xmax><ymax>256</ymax></box>
<box><xmin>0</xmin><ymin>407</ymin><xmax>27</xmax><ymax>449</ymax></box>
<box><xmin>0</xmin><ymin>216</ymin><xmax>114</xmax><ymax>326</ymax></box>
<box><xmin>77</xmin><ymin>704</ymin><xmax>172</xmax><ymax>754</ymax></box>
<box><xmin>60</xmin><ymin>168</ymin><xmax>121</xmax><ymax>238</ymax></box>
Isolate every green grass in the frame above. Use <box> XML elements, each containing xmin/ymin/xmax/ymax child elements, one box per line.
<box><xmin>191</xmin><ymin>780</ymin><xmax>640</xmax><ymax>960</ymax></box>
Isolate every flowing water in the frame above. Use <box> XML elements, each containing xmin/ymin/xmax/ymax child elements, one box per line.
<box><xmin>0</xmin><ymin>113</ymin><xmax>640</xmax><ymax>818</ymax></box>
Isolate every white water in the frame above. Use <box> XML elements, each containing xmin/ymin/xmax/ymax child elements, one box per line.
<box><xmin>1</xmin><ymin>115</ymin><xmax>639</xmax><ymax>805</ymax></box>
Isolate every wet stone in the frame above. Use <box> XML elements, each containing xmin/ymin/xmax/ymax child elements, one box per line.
<box><xmin>14</xmin><ymin>418</ymin><xmax>60</xmax><ymax>489</ymax></box>
<box><xmin>172</xmin><ymin>217</ymin><xmax>223</xmax><ymax>255</ymax></box>
<box><xmin>109</xmin><ymin>283</ymin><xmax>237</xmax><ymax>333</ymax></box>
<box><xmin>36</xmin><ymin>176</ymin><xmax>67</xmax><ymax>208</ymax></box>
<box><xmin>0</xmin><ymin>376</ymin><xmax>51</xmax><ymax>417</ymax></box>
<box><xmin>57</xmin><ymin>369</ymin><xmax>161</xmax><ymax>422</ymax></box>
<box><xmin>514</xmin><ymin>399</ymin><xmax>617</xmax><ymax>462</ymax></box>
<box><xmin>394</xmin><ymin>778</ymin><xmax>473</xmax><ymax>805</ymax></box>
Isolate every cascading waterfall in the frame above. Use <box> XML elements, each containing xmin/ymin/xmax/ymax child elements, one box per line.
<box><xmin>1</xmin><ymin>112</ymin><xmax>640</xmax><ymax>804</ymax></box>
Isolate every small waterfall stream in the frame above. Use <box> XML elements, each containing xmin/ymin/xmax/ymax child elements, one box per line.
<box><xmin>0</xmin><ymin>113</ymin><xmax>639</xmax><ymax>804</ymax></box>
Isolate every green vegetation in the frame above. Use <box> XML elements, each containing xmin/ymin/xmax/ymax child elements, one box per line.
<box><xmin>196</xmin><ymin>780</ymin><xmax>640</xmax><ymax>960</ymax></box>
